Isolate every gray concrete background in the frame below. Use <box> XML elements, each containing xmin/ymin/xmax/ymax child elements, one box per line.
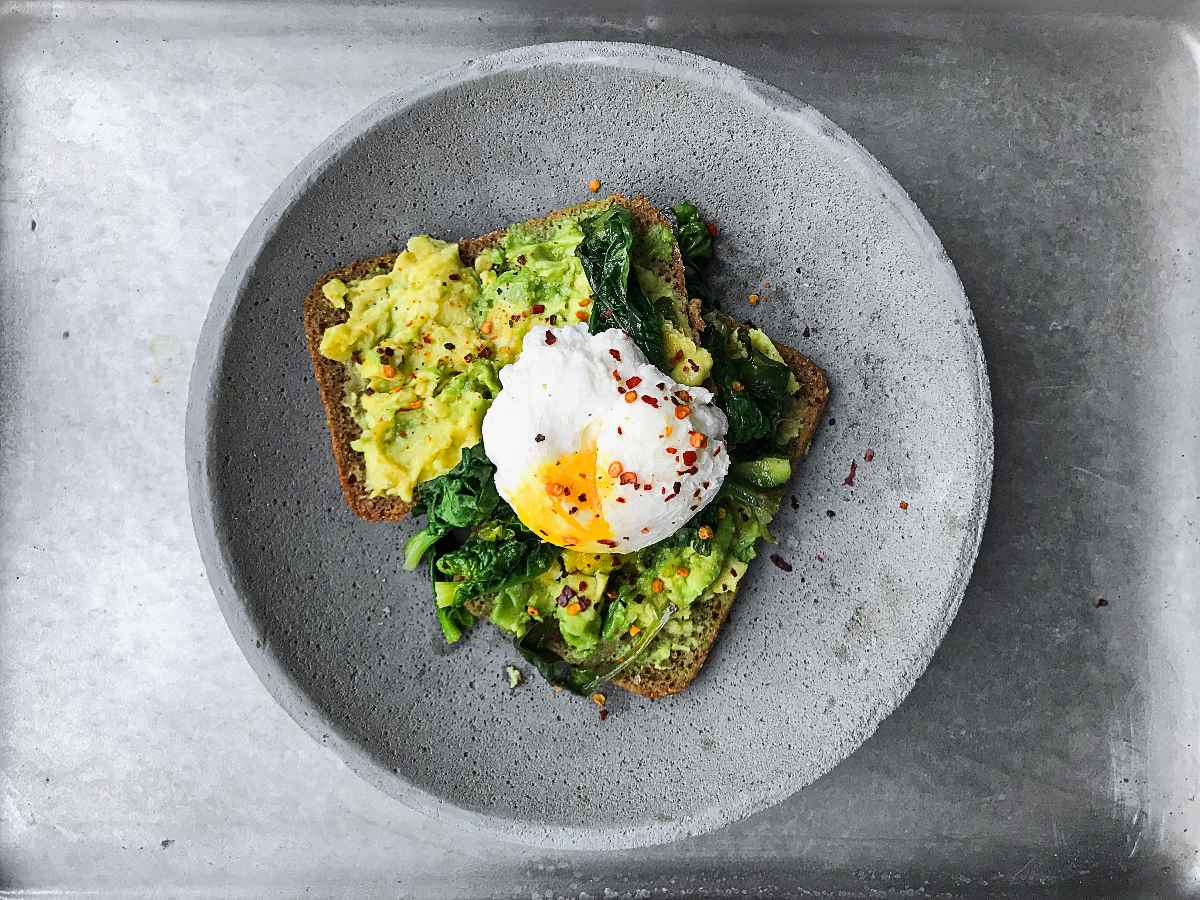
<box><xmin>0</xmin><ymin>2</ymin><xmax>1197</xmax><ymax>896</ymax></box>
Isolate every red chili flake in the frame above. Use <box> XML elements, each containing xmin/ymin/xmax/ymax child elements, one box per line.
<box><xmin>656</xmin><ymin>382</ymin><xmax>665</xmax><ymax>390</ymax></box>
<box><xmin>608</xmin><ymin>348</ymin><xmax>621</xmax><ymax>361</ymax></box>
<box><xmin>643</xmin><ymin>483</ymin><xmax>652</xmax><ymax>491</ymax></box>
<box><xmin>548</xmin><ymin>314</ymin><xmax>558</xmax><ymax>325</ymax></box>
<box><xmin>688</xmin><ymin>359</ymin><xmax>700</xmax><ymax>372</ymax></box>
<box><xmin>706</xmin><ymin>221</ymin><xmax>719</xmax><ymax>237</ymax></box>
<box><xmin>531</xmin><ymin>303</ymin><xmax>545</xmax><ymax>314</ymax></box>
<box><xmin>702</xmin><ymin>480</ymin><xmax>710</xmax><ymax>489</ymax></box>
<box><xmin>616</xmin><ymin>497</ymin><xmax>626</xmax><ymax>503</ymax></box>
<box><xmin>714</xmin><ymin>446</ymin><xmax>722</xmax><ymax>456</ymax></box>
<box><xmin>599</xmin><ymin>708</ymin><xmax>609</xmax><ymax>721</ymax></box>
<box><xmin>665</xmin><ymin>447</ymin><xmax>677</xmax><ymax>454</ymax></box>
<box><xmin>670</xmin><ymin>350</ymin><xmax>685</xmax><ymax>364</ymax></box>
<box><xmin>626</xmin><ymin>376</ymin><xmax>643</xmax><ymax>388</ymax></box>
<box><xmin>682</xmin><ymin>450</ymin><xmax>697</xmax><ymax>466</ymax></box>
<box><xmin>672</xmin><ymin>481</ymin><xmax>682</xmax><ymax>494</ymax></box>
<box><xmin>463</xmin><ymin>353</ymin><xmax>474</xmax><ymax>362</ymax></box>
<box><xmin>843</xmin><ymin>460</ymin><xmax>858</xmax><ymax>487</ymax></box>
<box><xmin>619</xmin><ymin>471</ymin><xmax>638</xmax><ymax>485</ymax></box>
<box><xmin>641</xmin><ymin>527</ymin><xmax>650</xmax><ymax>534</ymax></box>
<box><xmin>677</xmin><ymin>466</ymin><xmax>698</xmax><ymax>476</ymax></box>
<box><xmin>598</xmin><ymin>539</ymin><xmax>618</xmax><ymax>548</ymax></box>
<box><xmin>477</xmin><ymin>346</ymin><xmax>493</xmax><ymax>359</ymax></box>
<box><xmin>864</xmin><ymin>448</ymin><xmax>875</xmax><ymax>462</ymax></box>
<box><xmin>769</xmin><ymin>554</ymin><xmax>793</xmax><ymax>573</ymax></box>
<box><xmin>555</xmin><ymin>586</ymin><xmax>576</xmax><ymax>607</ymax></box>
<box><xmin>568</xmin><ymin>506</ymin><xmax>579</xmax><ymax>515</ymax></box>
<box><xmin>544</xmin><ymin>331</ymin><xmax>557</xmax><ymax>345</ymax></box>
<box><xmin>577</xmin><ymin>493</ymin><xmax>587</xmax><ymax>502</ymax></box>
<box><xmin>641</xmin><ymin>395</ymin><xmax>660</xmax><ymax>408</ymax></box>
<box><xmin>899</xmin><ymin>500</ymin><xmax>909</xmax><ymax>510</ymax></box>
<box><xmin>617</xmin><ymin>426</ymin><xmax>623</xmax><ymax>436</ymax></box>
<box><xmin>675</xmin><ymin>390</ymin><xmax>692</xmax><ymax>403</ymax></box>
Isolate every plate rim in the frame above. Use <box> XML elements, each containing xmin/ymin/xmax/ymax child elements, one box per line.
<box><xmin>185</xmin><ymin>39</ymin><xmax>994</xmax><ymax>849</ymax></box>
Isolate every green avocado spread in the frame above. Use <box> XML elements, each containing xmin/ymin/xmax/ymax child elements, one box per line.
<box><xmin>318</xmin><ymin>203</ymin><xmax>711</xmax><ymax>501</ymax></box>
<box><xmin>463</xmin><ymin>490</ymin><xmax>776</xmax><ymax>669</ymax></box>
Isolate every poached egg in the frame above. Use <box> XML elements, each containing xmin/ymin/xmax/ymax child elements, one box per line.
<box><xmin>482</xmin><ymin>325</ymin><xmax>729</xmax><ymax>553</ymax></box>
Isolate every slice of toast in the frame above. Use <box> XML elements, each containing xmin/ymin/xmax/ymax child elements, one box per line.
<box><xmin>463</xmin><ymin>336</ymin><xmax>829</xmax><ymax>700</ymax></box>
<box><xmin>609</xmin><ymin>339</ymin><xmax>829</xmax><ymax>699</ymax></box>
<box><xmin>302</xmin><ymin>194</ymin><xmax>693</xmax><ymax>521</ymax></box>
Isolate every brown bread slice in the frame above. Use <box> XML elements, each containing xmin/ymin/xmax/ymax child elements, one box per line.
<box><xmin>609</xmin><ymin>339</ymin><xmax>830</xmax><ymax>699</ymax></box>
<box><xmin>302</xmin><ymin>194</ymin><xmax>691</xmax><ymax>521</ymax></box>
<box><xmin>465</xmin><ymin>338</ymin><xmax>830</xmax><ymax>700</ymax></box>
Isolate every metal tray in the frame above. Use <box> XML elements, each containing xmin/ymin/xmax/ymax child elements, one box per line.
<box><xmin>1</xmin><ymin>2</ymin><xmax>1196</xmax><ymax>896</ymax></box>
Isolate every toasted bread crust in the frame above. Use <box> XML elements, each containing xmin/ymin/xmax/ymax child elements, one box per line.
<box><xmin>303</xmin><ymin>195</ymin><xmax>690</xmax><ymax>522</ymax></box>
<box><xmin>303</xmin><ymin>253</ymin><xmax>410</xmax><ymax>521</ymax></box>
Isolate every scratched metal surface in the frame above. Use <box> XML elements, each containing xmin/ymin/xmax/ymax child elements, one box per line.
<box><xmin>0</xmin><ymin>2</ymin><xmax>1197</xmax><ymax>897</ymax></box>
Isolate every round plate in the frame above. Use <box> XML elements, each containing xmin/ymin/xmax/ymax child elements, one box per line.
<box><xmin>187</xmin><ymin>42</ymin><xmax>992</xmax><ymax>849</ymax></box>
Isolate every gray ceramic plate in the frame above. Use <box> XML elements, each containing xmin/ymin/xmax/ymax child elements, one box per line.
<box><xmin>187</xmin><ymin>42</ymin><xmax>992</xmax><ymax>849</ymax></box>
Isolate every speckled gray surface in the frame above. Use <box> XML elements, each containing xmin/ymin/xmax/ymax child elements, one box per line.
<box><xmin>187</xmin><ymin>42</ymin><xmax>991</xmax><ymax>848</ymax></box>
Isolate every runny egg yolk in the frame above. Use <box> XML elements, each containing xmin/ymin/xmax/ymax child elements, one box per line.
<box><xmin>511</xmin><ymin>444</ymin><xmax>615</xmax><ymax>551</ymax></box>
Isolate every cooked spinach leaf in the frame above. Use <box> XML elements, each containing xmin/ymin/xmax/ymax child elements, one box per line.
<box><xmin>672</xmin><ymin>200</ymin><xmax>715</xmax><ymax>309</ymax></box>
<box><xmin>428</xmin><ymin>554</ymin><xmax>474</xmax><ymax>644</ymax></box>
<box><xmin>404</xmin><ymin>443</ymin><xmax>500</xmax><ymax>570</ymax></box>
<box><xmin>434</xmin><ymin>506</ymin><xmax>557</xmax><ymax>603</ymax></box>
<box><xmin>436</xmin><ymin>604</ymin><xmax>475</xmax><ymax>644</ymax></box>
<box><xmin>578</xmin><ymin>206</ymin><xmax>666</xmax><ymax>369</ymax></box>
<box><xmin>704</xmin><ymin>317</ymin><xmax>793</xmax><ymax>454</ymax></box>
<box><xmin>515</xmin><ymin>622</ymin><xmax>595</xmax><ymax>696</ymax></box>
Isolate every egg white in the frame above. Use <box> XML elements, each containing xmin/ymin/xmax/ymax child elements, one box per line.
<box><xmin>482</xmin><ymin>325</ymin><xmax>729</xmax><ymax>552</ymax></box>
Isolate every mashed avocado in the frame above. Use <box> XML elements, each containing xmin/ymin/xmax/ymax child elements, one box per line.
<box><xmin>318</xmin><ymin>235</ymin><xmax>496</xmax><ymax>501</ymax></box>
<box><xmin>483</xmin><ymin>558</ymin><xmax>609</xmax><ymax>655</ymax></box>
<box><xmin>318</xmin><ymin>207</ymin><xmax>715</xmax><ymax>501</ymax></box>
